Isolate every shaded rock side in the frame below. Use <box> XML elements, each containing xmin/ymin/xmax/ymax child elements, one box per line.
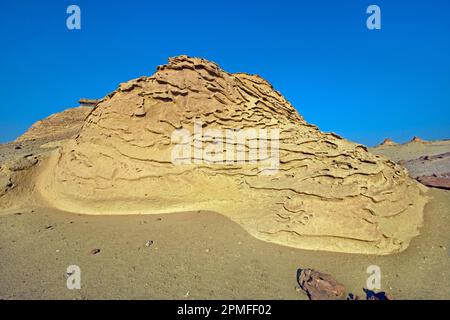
<box><xmin>35</xmin><ymin>55</ymin><xmax>429</xmax><ymax>254</ymax></box>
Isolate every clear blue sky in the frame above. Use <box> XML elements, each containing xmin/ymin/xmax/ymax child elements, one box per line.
<box><xmin>0</xmin><ymin>0</ymin><xmax>449</xmax><ymax>146</ymax></box>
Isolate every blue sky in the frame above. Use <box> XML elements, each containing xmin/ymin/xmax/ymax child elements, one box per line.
<box><xmin>0</xmin><ymin>0</ymin><xmax>449</xmax><ymax>146</ymax></box>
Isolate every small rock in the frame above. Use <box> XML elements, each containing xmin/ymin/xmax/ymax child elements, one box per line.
<box><xmin>296</xmin><ymin>268</ymin><xmax>346</xmax><ymax>300</ymax></box>
<box><xmin>90</xmin><ymin>249</ymin><xmax>101</xmax><ymax>255</ymax></box>
<box><xmin>145</xmin><ymin>240</ymin><xmax>154</xmax><ymax>248</ymax></box>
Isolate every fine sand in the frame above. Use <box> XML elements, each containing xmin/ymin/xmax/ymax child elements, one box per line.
<box><xmin>0</xmin><ymin>187</ymin><xmax>449</xmax><ymax>300</ymax></box>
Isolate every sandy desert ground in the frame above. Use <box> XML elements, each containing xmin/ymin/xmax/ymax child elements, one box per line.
<box><xmin>0</xmin><ymin>188</ymin><xmax>449</xmax><ymax>300</ymax></box>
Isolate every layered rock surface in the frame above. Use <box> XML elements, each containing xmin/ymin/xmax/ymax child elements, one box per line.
<box><xmin>16</xmin><ymin>106</ymin><xmax>92</xmax><ymax>143</ymax></box>
<box><xmin>34</xmin><ymin>56</ymin><xmax>429</xmax><ymax>254</ymax></box>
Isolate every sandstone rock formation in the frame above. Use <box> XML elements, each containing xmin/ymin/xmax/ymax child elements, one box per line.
<box><xmin>16</xmin><ymin>106</ymin><xmax>92</xmax><ymax>143</ymax></box>
<box><xmin>33</xmin><ymin>55</ymin><xmax>428</xmax><ymax>254</ymax></box>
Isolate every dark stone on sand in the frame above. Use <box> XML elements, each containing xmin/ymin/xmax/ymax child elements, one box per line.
<box><xmin>90</xmin><ymin>249</ymin><xmax>101</xmax><ymax>255</ymax></box>
<box><xmin>296</xmin><ymin>268</ymin><xmax>346</xmax><ymax>300</ymax></box>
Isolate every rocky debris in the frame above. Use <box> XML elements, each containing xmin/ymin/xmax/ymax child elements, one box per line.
<box><xmin>33</xmin><ymin>55</ymin><xmax>428</xmax><ymax>254</ymax></box>
<box><xmin>16</xmin><ymin>106</ymin><xmax>92</xmax><ymax>143</ymax></box>
<box><xmin>296</xmin><ymin>268</ymin><xmax>346</xmax><ymax>300</ymax></box>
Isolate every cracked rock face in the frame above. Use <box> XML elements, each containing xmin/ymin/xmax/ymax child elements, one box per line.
<box><xmin>36</xmin><ymin>55</ymin><xmax>429</xmax><ymax>254</ymax></box>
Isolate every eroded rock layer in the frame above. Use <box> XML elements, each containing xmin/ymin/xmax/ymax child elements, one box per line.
<box><xmin>36</xmin><ymin>56</ymin><xmax>429</xmax><ymax>254</ymax></box>
<box><xmin>17</xmin><ymin>106</ymin><xmax>92</xmax><ymax>143</ymax></box>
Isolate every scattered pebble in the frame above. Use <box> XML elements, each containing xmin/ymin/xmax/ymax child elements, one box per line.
<box><xmin>90</xmin><ymin>249</ymin><xmax>101</xmax><ymax>255</ymax></box>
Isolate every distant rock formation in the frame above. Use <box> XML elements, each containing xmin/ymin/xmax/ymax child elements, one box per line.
<box><xmin>28</xmin><ymin>55</ymin><xmax>430</xmax><ymax>255</ymax></box>
<box><xmin>410</xmin><ymin>136</ymin><xmax>426</xmax><ymax>143</ymax></box>
<box><xmin>16</xmin><ymin>106</ymin><xmax>92</xmax><ymax>143</ymax></box>
<box><xmin>379</xmin><ymin>138</ymin><xmax>398</xmax><ymax>146</ymax></box>
<box><xmin>371</xmin><ymin>140</ymin><xmax>450</xmax><ymax>190</ymax></box>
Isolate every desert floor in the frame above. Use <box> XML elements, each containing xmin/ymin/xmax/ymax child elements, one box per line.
<box><xmin>0</xmin><ymin>187</ymin><xmax>449</xmax><ymax>300</ymax></box>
